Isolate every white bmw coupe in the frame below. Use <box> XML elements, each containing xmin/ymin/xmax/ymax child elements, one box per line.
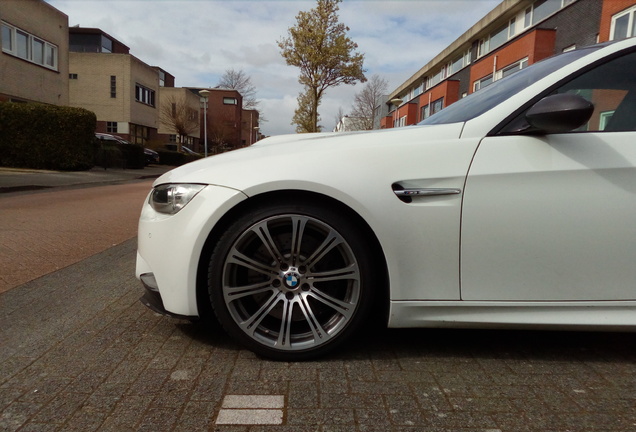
<box><xmin>136</xmin><ymin>38</ymin><xmax>636</xmax><ymax>360</ymax></box>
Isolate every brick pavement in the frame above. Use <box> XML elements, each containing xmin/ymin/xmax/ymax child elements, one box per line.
<box><xmin>0</xmin><ymin>181</ymin><xmax>153</xmax><ymax>293</ymax></box>
<box><xmin>1</xmin><ymin>239</ymin><xmax>635</xmax><ymax>431</ymax></box>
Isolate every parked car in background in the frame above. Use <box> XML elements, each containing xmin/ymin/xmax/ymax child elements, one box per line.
<box><xmin>95</xmin><ymin>132</ymin><xmax>123</xmax><ymax>145</ymax></box>
<box><xmin>136</xmin><ymin>38</ymin><xmax>636</xmax><ymax>361</ymax></box>
<box><xmin>95</xmin><ymin>133</ymin><xmax>159</xmax><ymax>166</ymax></box>
<box><xmin>144</xmin><ymin>148</ymin><xmax>160</xmax><ymax>165</ymax></box>
<box><xmin>181</xmin><ymin>146</ymin><xmax>200</xmax><ymax>156</ymax></box>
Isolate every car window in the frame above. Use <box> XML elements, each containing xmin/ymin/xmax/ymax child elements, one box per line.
<box><xmin>554</xmin><ymin>51</ymin><xmax>636</xmax><ymax>132</ymax></box>
<box><xmin>417</xmin><ymin>46</ymin><xmax>600</xmax><ymax>126</ymax></box>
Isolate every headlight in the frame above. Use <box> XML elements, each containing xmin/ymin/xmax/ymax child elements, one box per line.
<box><xmin>149</xmin><ymin>184</ymin><xmax>205</xmax><ymax>215</ymax></box>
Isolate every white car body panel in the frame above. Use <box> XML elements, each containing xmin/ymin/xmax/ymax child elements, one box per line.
<box><xmin>462</xmin><ymin>132</ymin><xmax>636</xmax><ymax>301</ymax></box>
<box><xmin>144</xmin><ymin>124</ymin><xmax>480</xmax><ymax>315</ymax></box>
<box><xmin>136</xmin><ymin>37</ymin><xmax>636</xmax><ymax>331</ymax></box>
<box><xmin>136</xmin><ymin>186</ymin><xmax>247</xmax><ymax>315</ymax></box>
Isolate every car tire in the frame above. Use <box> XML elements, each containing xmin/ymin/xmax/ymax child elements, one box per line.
<box><xmin>207</xmin><ymin>199</ymin><xmax>377</xmax><ymax>361</ymax></box>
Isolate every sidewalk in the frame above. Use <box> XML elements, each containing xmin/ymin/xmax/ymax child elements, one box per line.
<box><xmin>0</xmin><ymin>164</ymin><xmax>173</xmax><ymax>193</ymax></box>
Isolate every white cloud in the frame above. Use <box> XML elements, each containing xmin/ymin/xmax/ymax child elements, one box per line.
<box><xmin>48</xmin><ymin>0</ymin><xmax>500</xmax><ymax>136</ymax></box>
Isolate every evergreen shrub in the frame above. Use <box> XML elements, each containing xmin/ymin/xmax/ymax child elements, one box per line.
<box><xmin>0</xmin><ymin>102</ymin><xmax>97</xmax><ymax>171</ymax></box>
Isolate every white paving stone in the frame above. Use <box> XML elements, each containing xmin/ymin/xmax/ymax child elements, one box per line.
<box><xmin>216</xmin><ymin>409</ymin><xmax>283</xmax><ymax>425</ymax></box>
<box><xmin>222</xmin><ymin>395</ymin><xmax>285</xmax><ymax>409</ymax></box>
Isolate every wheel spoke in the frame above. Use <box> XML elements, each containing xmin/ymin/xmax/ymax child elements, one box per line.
<box><xmin>302</xmin><ymin>230</ymin><xmax>343</xmax><ymax>269</ymax></box>
<box><xmin>226</xmin><ymin>249</ymin><xmax>278</xmax><ymax>277</ymax></box>
<box><xmin>223</xmin><ymin>281</ymin><xmax>275</xmax><ymax>301</ymax></box>
<box><xmin>306</xmin><ymin>288</ymin><xmax>356</xmax><ymax>319</ymax></box>
<box><xmin>297</xmin><ymin>295</ymin><xmax>328</xmax><ymax>341</ymax></box>
<box><xmin>276</xmin><ymin>297</ymin><xmax>293</xmax><ymax>348</ymax></box>
<box><xmin>290</xmin><ymin>216</ymin><xmax>308</xmax><ymax>266</ymax></box>
<box><xmin>238</xmin><ymin>290</ymin><xmax>283</xmax><ymax>333</ymax></box>
<box><xmin>308</xmin><ymin>263</ymin><xmax>359</xmax><ymax>283</ymax></box>
<box><xmin>252</xmin><ymin>221</ymin><xmax>285</xmax><ymax>267</ymax></box>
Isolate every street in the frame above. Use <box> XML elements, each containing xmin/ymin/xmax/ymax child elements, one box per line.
<box><xmin>1</xmin><ymin>182</ymin><xmax>635</xmax><ymax>431</ymax></box>
<box><xmin>0</xmin><ymin>181</ymin><xmax>152</xmax><ymax>293</ymax></box>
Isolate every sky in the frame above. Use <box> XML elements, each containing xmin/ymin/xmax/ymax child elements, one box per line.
<box><xmin>47</xmin><ymin>0</ymin><xmax>502</xmax><ymax>137</ymax></box>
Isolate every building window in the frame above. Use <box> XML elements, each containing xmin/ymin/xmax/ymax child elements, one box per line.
<box><xmin>106</xmin><ymin>122</ymin><xmax>118</xmax><ymax>133</ymax></box>
<box><xmin>430</xmin><ymin>98</ymin><xmax>444</xmax><ymax>116</ymax></box>
<box><xmin>135</xmin><ymin>84</ymin><xmax>155</xmax><ymax>107</ymax></box>
<box><xmin>159</xmin><ymin>70</ymin><xmax>165</xmax><ymax>87</ymax></box>
<box><xmin>1</xmin><ymin>21</ymin><xmax>58</xmax><ymax>70</ymax></box>
<box><xmin>110</xmin><ymin>76</ymin><xmax>117</xmax><ymax>98</ymax></box>
<box><xmin>69</xmin><ymin>73</ymin><xmax>78</xmax><ymax>79</ymax></box>
<box><xmin>130</xmin><ymin>124</ymin><xmax>149</xmax><ymax>145</ymax></box>
<box><xmin>1</xmin><ymin>23</ymin><xmax>12</xmax><ymax>51</ymax></box>
<box><xmin>101</xmin><ymin>36</ymin><xmax>113</xmax><ymax>53</ymax></box>
<box><xmin>611</xmin><ymin>6</ymin><xmax>636</xmax><ymax>41</ymax></box>
<box><xmin>16</xmin><ymin>30</ymin><xmax>29</xmax><ymax>58</ymax></box>
<box><xmin>474</xmin><ymin>74</ymin><xmax>493</xmax><ymax>92</ymax></box>
<box><xmin>524</xmin><ymin>0</ymin><xmax>573</xmax><ymax>29</ymax></box>
<box><xmin>394</xmin><ymin>115</ymin><xmax>407</xmax><ymax>128</ymax></box>
<box><xmin>477</xmin><ymin>18</ymin><xmax>517</xmax><ymax>59</ymax></box>
<box><xmin>223</xmin><ymin>97</ymin><xmax>238</xmax><ymax>105</ymax></box>
<box><xmin>499</xmin><ymin>58</ymin><xmax>529</xmax><ymax>79</ymax></box>
<box><xmin>421</xmin><ymin>105</ymin><xmax>430</xmax><ymax>121</ymax></box>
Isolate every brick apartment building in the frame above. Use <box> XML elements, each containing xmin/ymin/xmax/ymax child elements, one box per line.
<box><xmin>0</xmin><ymin>0</ymin><xmax>69</xmax><ymax>105</ymax></box>
<box><xmin>381</xmin><ymin>0</ymin><xmax>636</xmax><ymax>128</ymax></box>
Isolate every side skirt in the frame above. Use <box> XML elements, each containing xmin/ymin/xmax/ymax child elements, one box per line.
<box><xmin>388</xmin><ymin>301</ymin><xmax>636</xmax><ymax>331</ymax></box>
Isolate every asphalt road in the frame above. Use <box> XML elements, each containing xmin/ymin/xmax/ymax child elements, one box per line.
<box><xmin>1</xmin><ymin>180</ymin><xmax>635</xmax><ymax>431</ymax></box>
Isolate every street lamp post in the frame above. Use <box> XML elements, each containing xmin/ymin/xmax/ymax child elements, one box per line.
<box><xmin>390</xmin><ymin>97</ymin><xmax>403</xmax><ymax>128</ymax></box>
<box><xmin>199</xmin><ymin>89</ymin><xmax>210</xmax><ymax>157</ymax></box>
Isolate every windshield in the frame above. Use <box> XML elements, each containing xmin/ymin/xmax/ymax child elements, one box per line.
<box><xmin>418</xmin><ymin>46</ymin><xmax>601</xmax><ymax>126</ymax></box>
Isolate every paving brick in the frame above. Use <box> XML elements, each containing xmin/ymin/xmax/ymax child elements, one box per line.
<box><xmin>1</xmin><ymin>184</ymin><xmax>636</xmax><ymax>431</ymax></box>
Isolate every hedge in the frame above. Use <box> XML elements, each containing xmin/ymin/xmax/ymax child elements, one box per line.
<box><xmin>0</xmin><ymin>102</ymin><xmax>97</xmax><ymax>171</ymax></box>
<box><xmin>156</xmin><ymin>149</ymin><xmax>202</xmax><ymax>166</ymax></box>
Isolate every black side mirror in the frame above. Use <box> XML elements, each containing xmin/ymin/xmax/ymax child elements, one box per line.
<box><xmin>525</xmin><ymin>93</ymin><xmax>594</xmax><ymax>134</ymax></box>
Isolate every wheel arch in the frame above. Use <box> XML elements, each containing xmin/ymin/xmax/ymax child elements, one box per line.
<box><xmin>195</xmin><ymin>189</ymin><xmax>390</xmax><ymax>326</ymax></box>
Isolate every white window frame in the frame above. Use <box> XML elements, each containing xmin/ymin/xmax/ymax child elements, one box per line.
<box><xmin>599</xmin><ymin>111</ymin><xmax>615</xmax><ymax>131</ymax></box>
<box><xmin>496</xmin><ymin>57</ymin><xmax>529</xmax><ymax>80</ymax></box>
<box><xmin>1</xmin><ymin>21</ymin><xmax>58</xmax><ymax>71</ymax></box>
<box><xmin>610</xmin><ymin>5</ymin><xmax>636</xmax><ymax>41</ymax></box>
<box><xmin>135</xmin><ymin>84</ymin><xmax>155</xmax><ymax>107</ymax></box>
<box><xmin>473</xmin><ymin>74</ymin><xmax>493</xmax><ymax>92</ymax></box>
<box><xmin>523</xmin><ymin>0</ymin><xmax>576</xmax><ymax>30</ymax></box>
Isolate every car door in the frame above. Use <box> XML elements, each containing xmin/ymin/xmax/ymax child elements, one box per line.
<box><xmin>461</xmin><ymin>50</ymin><xmax>636</xmax><ymax>301</ymax></box>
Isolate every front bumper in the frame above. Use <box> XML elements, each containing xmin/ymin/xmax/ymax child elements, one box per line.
<box><xmin>135</xmin><ymin>185</ymin><xmax>247</xmax><ymax>317</ymax></box>
<box><xmin>139</xmin><ymin>272</ymin><xmax>196</xmax><ymax>320</ymax></box>
<box><xmin>139</xmin><ymin>273</ymin><xmax>198</xmax><ymax>321</ymax></box>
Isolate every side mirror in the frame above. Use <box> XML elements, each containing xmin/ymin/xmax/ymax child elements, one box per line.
<box><xmin>525</xmin><ymin>93</ymin><xmax>594</xmax><ymax>134</ymax></box>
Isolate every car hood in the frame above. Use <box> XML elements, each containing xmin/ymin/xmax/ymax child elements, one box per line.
<box><xmin>154</xmin><ymin>122</ymin><xmax>466</xmax><ymax>193</ymax></box>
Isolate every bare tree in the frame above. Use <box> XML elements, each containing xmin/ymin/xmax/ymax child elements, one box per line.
<box><xmin>159</xmin><ymin>95</ymin><xmax>199</xmax><ymax>150</ymax></box>
<box><xmin>218</xmin><ymin>69</ymin><xmax>259</xmax><ymax>110</ymax></box>
<box><xmin>349</xmin><ymin>74</ymin><xmax>388</xmax><ymax>130</ymax></box>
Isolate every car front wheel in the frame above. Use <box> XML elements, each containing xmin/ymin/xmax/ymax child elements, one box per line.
<box><xmin>207</xmin><ymin>201</ymin><xmax>376</xmax><ymax>360</ymax></box>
